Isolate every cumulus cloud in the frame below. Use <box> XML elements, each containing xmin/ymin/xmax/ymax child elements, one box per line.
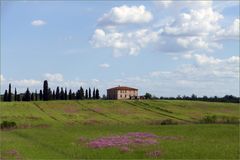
<box><xmin>155</xmin><ymin>1</ymin><xmax>212</xmax><ymax>11</ymax></box>
<box><xmin>31</xmin><ymin>19</ymin><xmax>46</xmax><ymax>26</ymax></box>
<box><xmin>98</xmin><ymin>5</ymin><xmax>153</xmax><ymax>25</ymax></box>
<box><xmin>155</xmin><ymin>5</ymin><xmax>230</xmax><ymax>53</ymax></box>
<box><xmin>11</xmin><ymin>79</ymin><xmax>41</xmax><ymax>87</ymax></box>
<box><xmin>217</xmin><ymin>18</ymin><xmax>240</xmax><ymax>39</ymax></box>
<box><xmin>99</xmin><ymin>63</ymin><xmax>110</xmax><ymax>68</ymax></box>
<box><xmin>44</xmin><ymin>73</ymin><xmax>64</xmax><ymax>82</ymax></box>
<box><xmin>91</xmin><ymin>28</ymin><xmax>159</xmax><ymax>57</ymax></box>
<box><xmin>163</xmin><ymin>8</ymin><xmax>223</xmax><ymax>36</ymax></box>
<box><xmin>1</xmin><ymin>74</ymin><xmax>5</xmax><ymax>82</ymax></box>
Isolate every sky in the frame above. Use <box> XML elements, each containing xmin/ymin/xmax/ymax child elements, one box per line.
<box><xmin>1</xmin><ymin>0</ymin><xmax>239</xmax><ymax>97</ymax></box>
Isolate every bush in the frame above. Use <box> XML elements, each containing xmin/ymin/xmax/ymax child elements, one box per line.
<box><xmin>201</xmin><ymin>115</ymin><xmax>217</xmax><ymax>123</ymax></box>
<box><xmin>160</xmin><ymin>119</ymin><xmax>177</xmax><ymax>125</ymax></box>
<box><xmin>201</xmin><ymin>115</ymin><xmax>239</xmax><ymax>124</ymax></box>
<box><xmin>0</xmin><ymin>121</ymin><xmax>17</xmax><ymax>129</ymax></box>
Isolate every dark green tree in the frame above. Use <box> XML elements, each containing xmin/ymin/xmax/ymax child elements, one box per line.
<box><xmin>39</xmin><ymin>90</ymin><xmax>43</xmax><ymax>100</ymax></box>
<box><xmin>43</xmin><ymin>80</ymin><xmax>49</xmax><ymax>101</ymax></box>
<box><xmin>93</xmin><ymin>88</ymin><xmax>96</xmax><ymax>99</ymax></box>
<box><xmin>31</xmin><ymin>93</ymin><xmax>34</xmax><ymax>101</ymax></box>
<box><xmin>14</xmin><ymin>88</ymin><xmax>17</xmax><ymax>101</ymax></box>
<box><xmin>60</xmin><ymin>88</ymin><xmax>64</xmax><ymax>100</ymax></box>
<box><xmin>76</xmin><ymin>90</ymin><xmax>80</xmax><ymax>100</ymax></box>
<box><xmin>88</xmin><ymin>88</ymin><xmax>91</xmax><ymax>99</ymax></box>
<box><xmin>191</xmin><ymin>94</ymin><xmax>197</xmax><ymax>100</ymax></box>
<box><xmin>52</xmin><ymin>90</ymin><xmax>56</xmax><ymax>100</ymax></box>
<box><xmin>56</xmin><ymin>87</ymin><xmax>60</xmax><ymax>100</ymax></box>
<box><xmin>96</xmin><ymin>89</ymin><xmax>100</xmax><ymax>99</ymax></box>
<box><xmin>80</xmin><ymin>87</ymin><xmax>84</xmax><ymax>99</ymax></box>
<box><xmin>69</xmin><ymin>89</ymin><xmax>72</xmax><ymax>100</ymax></box>
<box><xmin>72</xmin><ymin>92</ymin><xmax>76</xmax><ymax>100</ymax></box>
<box><xmin>23</xmin><ymin>88</ymin><xmax>31</xmax><ymax>101</ymax></box>
<box><xmin>64</xmin><ymin>88</ymin><xmax>67</xmax><ymax>100</ymax></box>
<box><xmin>3</xmin><ymin>90</ymin><xmax>8</xmax><ymax>101</ymax></box>
<box><xmin>17</xmin><ymin>95</ymin><xmax>21</xmax><ymax>101</ymax></box>
<box><xmin>85</xmin><ymin>89</ymin><xmax>88</xmax><ymax>99</ymax></box>
<box><xmin>144</xmin><ymin>93</ymin><xmax>152</xmax><ymax>99</ymax></box>
<box><xmin>35</xmin><ymin>90</ymin><xmax>38</xmax><ymax>101</ymax></box>
<box><xmin>8</xmin><ymin>83</ymin><xmax>12</xmax><ymax>101</ymax></box>
<box><xmin>48</xmin><ymin>88</ymin><xmax>52</xmax><ymax>100</ymax></box>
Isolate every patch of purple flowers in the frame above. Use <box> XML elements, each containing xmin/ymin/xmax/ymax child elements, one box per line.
<box><xmin>88</xmin><ymin>132</ymin><xmax>158</xmax><ymax>150</ymax></box>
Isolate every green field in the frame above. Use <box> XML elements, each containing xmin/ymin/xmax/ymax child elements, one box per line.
<box><xmin>0</xmin><ymin>100</ymin><xmax>239</xmax><ymax>159</ymax></box>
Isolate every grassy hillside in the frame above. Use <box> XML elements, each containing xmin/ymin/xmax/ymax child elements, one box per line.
<box><xmin>0</xmin><ymin>100</ymin><xmax>239</xmax><ymax>159</ymax></box>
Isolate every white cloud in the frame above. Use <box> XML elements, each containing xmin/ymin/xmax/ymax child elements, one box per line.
<box><xmin>155</xmin><ymin>1</ymin><xmax>212</xmax><ymax>11</ymax></box>
<box><xmin>31</xmin><ymin>19</ymin><xmax>46</xmax><ymax>26</ymax></box>
<box><xmin>163</xmin><ymin>8</ymin><xmax>223</xmax><ymax>36</ymax></box>
<box><xmin>156</xmin><ymin>1</ymin><xmax>173</xmax><ymax>8</ymax></box>
<box><xmin>182</xmin><ymin>52</ymin><xmax>193</xmax><ymax>59</ymax></box>
<box><xmin>44</xmin><ymin>73</ymin><xmax>64</xmax><ymax>82</ymax></box>
<box><xmin>217</xmin><ymin>18</ymin><xmax>240</xmax><ymax>39</ymax></box>
<box><xmin>62</xmin><ymin>80</ymin><xmax>85</xmax><ymax>88</ymax></box>
<box><xmin>155</xmin><ymin>6</ymin><xmax>227</xmax><ymax>53</ymax></box>
<box><xmin>98</xmin><ymin>5</ymin><xmax>153</xmax><ymax>25</ymax></box>
<box><xmin>91</xmin><ymin>28</ymin><xmax>159</xmax><ymax>57</ymax></box>
<box><xmin>11</xmin><ymin>79</ymin><xmax>41</xmax><ymax>87</ymax></box>
<box><xmin>91</xmin><ymin>79</ymin><xmax>100</xmax><ymax>83</ymax></box>
<box><xmin>1</xmin><ymin>74</ymin><xmax>5</xmax><ymax>82</ymax></box>
<box><xmin>99</xmin><ymin>63</ymin><xmax>110</xmax><ymax>68</ymax></box>
<box><xmin>193</xmin><ymin>54</ymin><xmax>222</xmax><ymax>65</ymax></box>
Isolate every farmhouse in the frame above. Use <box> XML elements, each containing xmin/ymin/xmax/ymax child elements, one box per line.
<box><xmin>107</xmin><ymin>86</ymin><xmax>138</xmax><ymax>100</ymax></box>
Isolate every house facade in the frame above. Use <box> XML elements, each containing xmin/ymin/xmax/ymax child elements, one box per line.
<box><xmin>107</xmin><ymin>86</ymin><xmax>138</xmax><ymax>100</ymax></box>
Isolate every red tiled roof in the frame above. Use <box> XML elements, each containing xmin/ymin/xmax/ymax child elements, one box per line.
<box><xmin>107</xmin><ymin>86</ymin><xmax>138</xmax><ymax>91</ymax></box>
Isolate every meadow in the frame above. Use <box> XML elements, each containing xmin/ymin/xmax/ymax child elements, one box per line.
<box><xmin>0</xmin><ymin>100</ymin><xmax>239</xmax><ymax>159</ymax></box>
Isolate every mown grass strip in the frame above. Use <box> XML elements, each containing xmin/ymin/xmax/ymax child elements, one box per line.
<box><xmin>75</xmin><ymin>101</ymin><xmax>127</xmax><ymax>124</ymax></box>
<box><xmin>124</xmin><ymin>101</ymin><xmax>193</xmax><ymax>123</ymax></box>
<box><xmin>33</xmin><ymin>102</ymin><xmax>59</xmax><ymax>122</ymax></box>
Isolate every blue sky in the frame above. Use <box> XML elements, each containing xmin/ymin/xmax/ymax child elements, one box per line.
<box><xmin>1</xmin><ymin>1</ymin><xmax>239</xmax><ymax>97</ymax></box>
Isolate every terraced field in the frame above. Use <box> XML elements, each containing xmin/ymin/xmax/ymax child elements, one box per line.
<box><xmin>0</xmin><ymin>100</ymin><xmax>239</xmax><ymax>159</ymax></box>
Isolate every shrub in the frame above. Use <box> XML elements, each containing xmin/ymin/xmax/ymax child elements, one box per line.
<box><xmin>201</xmin><ymin>115</ymin><xmax>217</xmax><ymax>123</ymax></box>
<box><xmin>0</xmin><ymin>121</ymin><xmax>17</xmax><ymax>129</ymax></box>
<box><xmin>160</xmin><ymin>119</ymin><xmax>177</xmax><ymax>125</ymax></box>
<box><xmin>201</xmin><ymin>115</ymin><xmax>239</xmax><ymax>124</ymax></box>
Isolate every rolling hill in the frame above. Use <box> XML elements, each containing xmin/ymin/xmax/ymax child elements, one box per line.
<box><xmin>0</xmin><ymin>100</ymin><xmax>239</xmax><ymax>159</ymax></box>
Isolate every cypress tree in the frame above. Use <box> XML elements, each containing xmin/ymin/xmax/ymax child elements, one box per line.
<box><xmin>39</xmin><ymin>90</ymin><xmax>43</xmax><ymax>100</ymax></box>
<box><xmin>60</xmin><ymin>88</ymin><xmax>64</xmax><ymax>100</ymax></box>
<box><xmin>76</xmin><ymin>90</ymin><xmax>80</xmax><ymax>100</ymax></box>
<box><xmin>80</xmin><ymin>87</ymin><xmax>84</xmax><ymax>99</ymax></box>
<box><xmin>64</xmin><ymin>88</ymin><xmax>67</xmax><ymax>100</ymax></box>
<box><xmin>43</xmin><ymin>80</ymin><xmax>49</xmax><ymax>101</ymax></box>
<box><xmin>72</xmin><ymin>92</ymin><xmax>76</xmax><ymax>100</ymax></box>
<box><xmin>69</xmin><ymin>89</ymin><xmax>72</xmax><ymax>100</ymax></box>
<box><xmin>88</xmin><ymin>88</ymin><xmax>91</xmax><ymax>99</ymax></box>
<box><xmin>85</xmin><ymin>89</ymin><xmax>88</xmax><ymax>99</ymax></box>
<box><xmin>56</xmin><ymin>87</ymin><xmax>60</xmax><ymax>100</ymax></box>
<box><xmin>48</xmin><ymin>88</ymin><xmax>52</xmax><ymax>100</ymax></box>
<box><xmin>8</xmin><ymin>83</ymin><xmax>12</xmax><ymax>101</ymax></box>
<box><xmin>35</xmin><ymin>90</ymin><xmax>38</xmax><ymax>101</ymax></box>
<box><xmin>31</xmin><ymin>93</ymin><xmax>34</xmax><ymax>101</ymax></box>
<box><xmin>52</xmin><ymin>90</ymin><xmax>56</xmax><ymax>100</ymax></box>
<box><xmin>96</xmin><ymin>89</ymin><xmax>100</xmax><ymax>99</ymax></box>
<box><xmin>14</xmin><ymin>88</ymin><xmax>17</xmax><ymax>101</ymax></box>
<box><xmin>93</xmin><ymin>88</ymin><xmax>96</xmax><ymax>99</ymax></box>
<box><xmin>3</xmin><ymin>90</ymin><xmax>8</xmax><ymax>101</ymax></box>
<box><xmin>17</xmin><ymin>95</ymin><xmax>21</xmax><ymax>101</ymax></box>
<box><xmin>23</xmin><ymin>88</ymin><xmax>31</xmax><ymax>101</ymax></box>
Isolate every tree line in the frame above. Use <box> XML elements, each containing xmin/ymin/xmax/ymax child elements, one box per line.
<box><xmin>144</xmin><ymin>93</ymin><xmax>239</xmax><ymax>103</ymax></box>
<box><xmin>2</xmin><ymin>80</ymin><xmax>100</xmax><ymax>102</ymax></box>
